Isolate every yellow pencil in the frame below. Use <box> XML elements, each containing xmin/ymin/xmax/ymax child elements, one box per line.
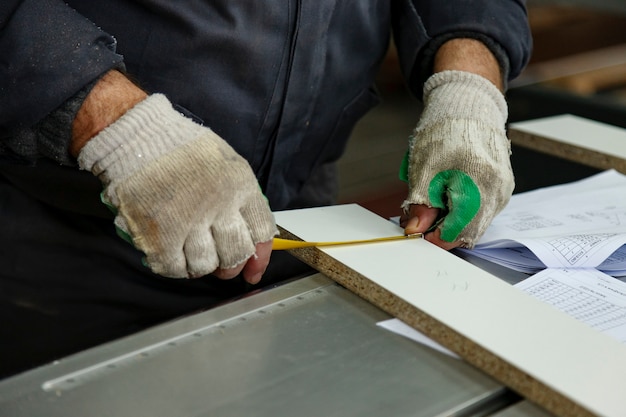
<box><xmin>272</xmin><ymin>233</ymin><xmax>423</xmax><ymax>250</ymax></box>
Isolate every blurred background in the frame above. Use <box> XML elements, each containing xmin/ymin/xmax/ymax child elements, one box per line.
<box><xmin>338</xmin><ymin>0</ymin><xmax>626</xmax><ymax>218</ymax></box>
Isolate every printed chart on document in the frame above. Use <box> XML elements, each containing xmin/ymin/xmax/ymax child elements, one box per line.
<box><xmin>459</xmin><ymin>169</ymin><xmax>626</xmax><ymax>343</ymax></box>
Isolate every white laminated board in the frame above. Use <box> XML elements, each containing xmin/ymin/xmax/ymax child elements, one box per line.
<box><xmin>274</xmin><ymin>204</ymin><xmax>626</xmax><ymax>417</ymax></box>
<box><xmin>509</xmin><ymin>114</ymin><xmax>626</xmax><ymax>173</ymax></box>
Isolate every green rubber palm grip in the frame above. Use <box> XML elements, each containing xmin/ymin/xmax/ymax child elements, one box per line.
<box><xmin>100</xmin><ymin>191</ymin><xmax>150</xmax><ymax>267</ymax></box>
<box><xmin>398</xmin><ymin>154</ymin><xmax>481</xmax><ymax>242</ymax></box>
<box><xmin>399</xmin><ymin>150</ymin><xmax>410</xmax><ymax>182</ymax></box>
<box><xmin>100</xmin><ymin>192</ymin><xmax>134</xmax><ymax>245</ymax></box>
<box><xmin>428</xmin><ymin>170</ymin><xmax>481</xmax><ymax>242</ymax></box>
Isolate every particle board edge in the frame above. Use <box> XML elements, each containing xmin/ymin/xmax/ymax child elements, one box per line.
<box><xmin>277</xmin><ymin>226</ymin><xmax>596</xmax><ymax>417</ymax></box>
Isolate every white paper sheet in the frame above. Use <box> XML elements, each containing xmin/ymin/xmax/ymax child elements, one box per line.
<box><xmin>376</xmin><ymin>319</ymin><xmax>460</xmax><ymax>359</ymax></box>
<box><xmin>459</xmin><ymin>170</ymin><xmax>626</xmax><ymax>275</ymax></box>
<box><xmin>514</xmin><ymin>268</ymin><xmax>626</xmax><ymax>343</ymax></box>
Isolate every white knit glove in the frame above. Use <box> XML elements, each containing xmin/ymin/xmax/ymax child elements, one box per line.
<box><xmin>78</xmin><ymin>94</ymin><xmax>278</xmax><ymax>278</ymax></box>
<box><xmin>401</xmin><ymin>70</ymin><xmax>514</xmax><ymax>248</ymax></box>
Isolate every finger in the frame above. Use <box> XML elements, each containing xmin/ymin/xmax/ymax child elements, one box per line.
<box><xmin>403</xmin><ymin>204</ymin><xmax>440</xmax><ymax>234</ymax></box>
<box><xmin>116</xmin><ymin>202</ymin><xmax>191</xmax><ymax>279</ymax></box>
<box><xmin>184</xmin><ymin>219</ymin><xmax>219</xmax><ymax>278</ymax></box>
<box><xmin>241</xmin><ymin>194</ymin><xmax>278</xmax><ymax>243</ymax></box>
<box><xmin>241</xmin><ymin>240</ymin><xmax>273</xmax><ymax>285</ymax></box>
<box><xmin>212</xmin><ymin>263</ymin><xmax>246</xmax><ymax>280</ymax></box>
<box><xmin>138</xmin><ymin>220</ymin><xmax>188</xmax><ymax>278</ymax></box>
<box><xmin>424</xmin><ymin>227</ymin><xmax>463</xmax><ymax>251</ymax></box>
<box><xmin>211</xmin><ymin>215</ymin><xmax>256</xmax><ymax>270</ymax></box>
<box><xmin>213</xmin><ymin>240</ymin><xmax>272</xmax><ymax>282</ymax></box>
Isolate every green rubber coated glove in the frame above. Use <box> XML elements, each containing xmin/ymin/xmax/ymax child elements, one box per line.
<box><xmin>401</xmin><ymin>70</ymin><xmax>514</xmax><ymax>248</ymax></box>
<box><xmin>78</xmin><ymin>94</ymin><xmax>278</xmax><ymax>278</ymax></box>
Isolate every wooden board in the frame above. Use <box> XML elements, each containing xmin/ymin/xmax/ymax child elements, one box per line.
<box><xmin>274</xmin><ymin>204</ymin><xmax>626</xmax><ymax>417</ymax></box>
<box><xmin>509</xmin><ymin>115</ymin><xmax>626</xmax><ymax>173</ymax></box>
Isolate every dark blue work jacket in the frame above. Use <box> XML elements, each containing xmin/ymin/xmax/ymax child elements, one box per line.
<box><xmin>0</xmin><ymin>0</ymin><xmax>531</xmax><ymax>211</ymax></box>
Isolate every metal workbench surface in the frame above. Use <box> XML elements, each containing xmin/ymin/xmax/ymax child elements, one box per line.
<box><xmin>0</xmin><ymin>272</ymin><xmax>523</xmax><ymax>417</ymax></box>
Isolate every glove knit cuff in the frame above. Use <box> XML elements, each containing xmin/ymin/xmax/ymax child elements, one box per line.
<box><xmin>78</xmin><ymin>94</ymin><xmax>205</xmax><ymax>181</ymax></box>
<box><xmin>422</xmin><ymin>70</ymin><xmax>507</xmax><ymax>128</ymax></box>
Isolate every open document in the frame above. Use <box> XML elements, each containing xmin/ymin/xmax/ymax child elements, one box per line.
<box><xmin>457</xmin><ymin>170</ymin><xmax>626</xmax><ymax>277</ymax></box>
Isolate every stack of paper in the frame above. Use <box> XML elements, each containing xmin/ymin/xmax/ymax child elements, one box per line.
<box><xmin>459</xmin><ymin>169</ymin><xmax>626</xmax><ymax>277</ymax></box>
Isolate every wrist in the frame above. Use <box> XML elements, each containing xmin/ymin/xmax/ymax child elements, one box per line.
<box><xmin>70</xmin><ymin>70</ymin><xmax>147</xmax><ymax>157</ymax></box>
<box><xmin>433</xmin><ymin>38</ymin><xmax>504</xmax><ymax>92</ymax></box>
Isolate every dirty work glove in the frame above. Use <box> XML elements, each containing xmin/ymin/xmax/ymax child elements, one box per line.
<box><xmin>78</xmin><ymin>94</ymin><xmax>278</xmax><ymax>278</ymax></box>
<box><xmin>400</xmin><ymin>70</ymin><xmax>514</xmax><ymax>248</ymax></box>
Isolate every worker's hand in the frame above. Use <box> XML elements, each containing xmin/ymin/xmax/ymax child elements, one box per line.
<box><xmin>400</xmin><ymin>70</ymin><xmax>514</xmax><ymax>249</ymax></box>
<box><xmin>78</xmin><ymin>94</ymin><xmax>278</xmax><ymax>280</ymax></box>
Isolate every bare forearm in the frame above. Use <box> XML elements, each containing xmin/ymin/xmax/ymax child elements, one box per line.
<box><xmin>70</xmin><ymin>70</ymin><xmax>147</xmax><ymax>157</ymax></box>
<box><xmin>433</xmin><ymin>38</ymin><xmax>503</xmax><ymax>92</ymax></box>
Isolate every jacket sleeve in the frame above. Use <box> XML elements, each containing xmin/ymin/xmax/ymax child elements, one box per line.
<box><xmin>0</xmin><ymin>0</ymin><xmax>123</xmax><ymax>138</ymax></box>
<box><xmin>391</xmin><ymin>0</ymin><xmax>532</xmax><ymax>96</ymax></box>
